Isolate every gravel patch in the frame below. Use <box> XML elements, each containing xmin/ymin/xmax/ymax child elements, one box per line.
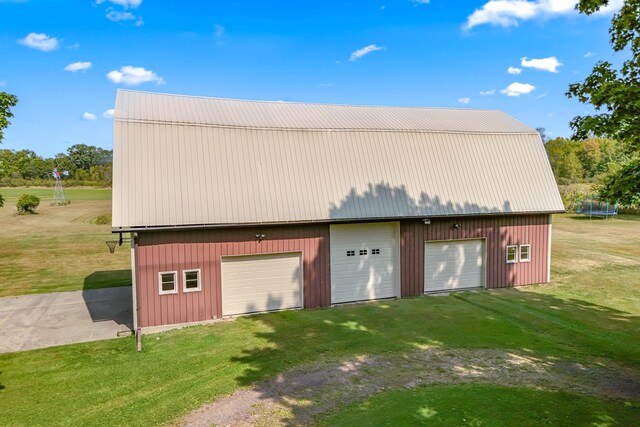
<box><xmin>179</xmin><ymin>348</ymin><xmax>640</xmax><ymax>426</ymax></box>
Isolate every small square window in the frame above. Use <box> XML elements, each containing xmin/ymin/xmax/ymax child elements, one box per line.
<box><xmin>372</xmin><ymin>249</ymin><xmax>380</xmax><ymax>255</ymax></box>
<box><xmin>347</xmin><ymin>250</ymin><xmax>355</xmax><ymax>257</ymax></box>
<box><xmin>506</xmin><ymin>246</ymin><xmax>518</xmax><ymax>264</ymax></box>
<box><xmin>519</xmin><ymin>245</ymin><xmax>531</xmax><ymax>262</ymax></box>
<box><xmin>359</xmin><ymin>249</ymin><xmax>368</xmax><ymax>256</ymax></box>
<box><xmin>159</xmin><ymin>271</ymin><xmax>178</xmax><ymax>295</ymax></box>
<box><xmin>183</xmin><ymin>269</ymin><xmax>202</xmax><ymax>292</ymax></box>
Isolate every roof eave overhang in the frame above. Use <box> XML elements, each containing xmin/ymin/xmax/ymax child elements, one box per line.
<box><xmin>112</xmin><ymin>210</ymin><xmax>566</xmax><ymax>233</ymax></box>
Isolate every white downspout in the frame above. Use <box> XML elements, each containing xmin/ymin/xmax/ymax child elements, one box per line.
<box><xmin>130</xmin><ymin>232</ymin><xmax>138</xmax><ymax>331</ymax></box>
<box><xmin>547</xmin><ymin>216</ymin><xmax>552</xmax><ymax>283</ymax></box>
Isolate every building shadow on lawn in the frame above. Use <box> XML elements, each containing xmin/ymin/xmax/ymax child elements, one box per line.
<box><xmin>227</xmin><ymin>289</ymin><xmax>640</xmax><ymax>425</ymax></box>
<box><xmin>82</xmin><ymin>271</ymin><xmax>133</xmax><ymax>329</ymax></box>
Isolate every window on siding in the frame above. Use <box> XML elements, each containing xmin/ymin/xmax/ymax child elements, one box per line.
<box><xmin>159</xmin><ymin>271</ymin><xmax>178</xmax><ymax>295</ymax></box>
<box><xmin>359</xmin><ymin>249</ymin><xmax>368</xmax><ymax>256</ymax></box>
<box><xmin>183</xmin><ymin>269</ymin><xmax>202</xmax><ymax>292</ymax></box>
<box><xmin>519</xmin><ymin>245</ymin><xmax>531</xmax><ymax>262</ymax></box>
<box><xmin>347</xmin><ymin>250</ymin><xmax>355</xmax><ymax>257</ymax></box>
<box><xmin>506</xmin><ymin>246</ymin><xmax>518</xmax><ymax>264</ymax></box>
<box><xmin>372</xmin><ymin>249</ymin><xmax>380</xmax><ymax>255</ymax></box>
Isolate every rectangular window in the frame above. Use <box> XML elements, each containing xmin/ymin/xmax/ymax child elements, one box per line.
<box><xmin>158</xmin><ymin>271</ymin><xmax>178</xmax><ymax>295</ymax></box>
<box><xmin>506</xmin><ymin>246</ymin><xmax>518</xmax><ymax>264</ymax></box>
<box><xmin>359</xmin><ymin>249</ymin><xmax>368</xmax><ymax>256</ymax></box>
<box><xmin>347</xmin><ymin>250</ymin><xmax>355</xmax><ymax>257</ymax></box>
<box><xmin>372</xmin><ymin>249</ymin><xmax>380</xmax><ymax>255</ymax></box>
<box><xmin>519</xmin><ymin>245</ymin><xmax>531</xmax><ymax>262</ymax></box>
<box><xmin>183</xmin><ymin>269</ymin><xmax>202</xmax><ymax>292</ymax></box>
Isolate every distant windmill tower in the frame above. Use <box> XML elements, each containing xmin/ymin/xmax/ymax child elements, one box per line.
<box><xmin>52</xmin><ymin>168</ymin><xmax>69</xmax><ymax>206</ymax></box>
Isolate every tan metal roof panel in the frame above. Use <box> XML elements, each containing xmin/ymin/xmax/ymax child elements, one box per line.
<box><xmin>112</xmin><ymin>91</ymin><xmax>564</xmax><ymax>229</ymax></box>
<box><xmin>115</xmin><ymin>89</ymin><xmax>536</xmax><ymax>134</ymax></box>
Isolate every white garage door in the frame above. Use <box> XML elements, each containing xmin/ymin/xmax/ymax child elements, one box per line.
<box><xmin>330</xmin><ymin>222</ymin><xmax>400</xmax><ymax>304</ymax></box>
<box><xmin>221</xmin><ymin>252</ymin><xmax>302</xmax><ymax>316</ymax></box>
<box><xmin>424</xmin><ymin>240</ymin><xmax>484</xmax><ymax>293</ymax></box>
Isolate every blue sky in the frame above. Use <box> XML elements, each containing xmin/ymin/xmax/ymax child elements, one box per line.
<box><xmin>0</xmin><ymin>0</ymin><xmax>624</xmax><ymax>157</ymax></box>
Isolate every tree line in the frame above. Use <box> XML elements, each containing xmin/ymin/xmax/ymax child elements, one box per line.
<box><xmin>0</xmin><ymin>144</ymin><xmax>113</xmax><ymax>187</ymax></box>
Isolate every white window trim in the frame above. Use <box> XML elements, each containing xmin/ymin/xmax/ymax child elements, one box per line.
<box><xmin>506</xmin><ymin>245</ymin><xmax>518</xmax><ymax>264</ymax></box>
<box><xmin>519</xmin><ymin>244</ymin><xmax>531</xmax><ymax>263</ymax></box>
<box><xmin>158</xmin><ymin>271</ymin><xmax>178</xmax><ymax>295</ymax></box>
<box><xmin>183</xmin><ymin>268</ymin><xmax>202</xmax><ymax>293</ymax></box>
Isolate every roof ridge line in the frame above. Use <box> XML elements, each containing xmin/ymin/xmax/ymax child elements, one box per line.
<box><xmin>114</xmin><ymin>117</ymin><xmax>540</xmax><ymax>136</ymax></box>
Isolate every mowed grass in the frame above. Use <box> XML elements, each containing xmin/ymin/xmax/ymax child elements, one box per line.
<box><xmin>0</xmin><ymin>214</ymin><xmax>638</xmax><ymax>426</ymax></box>
<box><xmin>0</xmin><ymin>187</ymin><xmax>130</xmax><ymax>297</ymax></box>
<box><xmin>320</xmin><ymin>385</ymin><xmax>640</xmax><ymax>427</ymax></box>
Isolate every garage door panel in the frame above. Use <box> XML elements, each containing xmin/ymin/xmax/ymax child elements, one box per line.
<box><xmin>330</xmin><ymin>222</ymin><xmax>399</xmax><ymax>304</ymax></box>
<box><xmin>424</xmin><ymin>240</ymin><xmax>484</xmax><ymax>292</ymax></box>
<box><xmin>222</xmin><ymin>252</ymin><xmax>302</xmax><ymax>316</ymax></box>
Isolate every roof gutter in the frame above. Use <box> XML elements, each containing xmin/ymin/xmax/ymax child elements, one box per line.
<box><xmin>112</xmin><ymin>210</ymin><xmax>566</xmax><ymax>233</ymax></box>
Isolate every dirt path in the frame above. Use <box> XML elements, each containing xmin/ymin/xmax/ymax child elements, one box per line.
<box><xmin>179</xmin><ymin>348</ymin><xmax>640</xmax><ymax>427</ymax></box>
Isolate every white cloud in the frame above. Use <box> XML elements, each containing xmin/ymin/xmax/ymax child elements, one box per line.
<box><xmin>214</xmin><ymin>24</ymin><xmax>225</xmax><ymax>38</ymax></box>
<box><xmin>412</xmin><ymin>0</ymin><xmax>430</xmax><ymax>4</ymax></box>
<box><xmin>96</xmin><ymin>0</ymin><xmax>142</xmax><ymax>8</ymax></box>
<box><xmin>0</xmin><ymin>81</ymin><xmax>7</xmax><ymax>87</ymax></box>
<box><xmin>106</xmin><ymin>10</ymin><xmax>136</xmax><ymax>22</ymax></box>
<box><xmin>508</xmin><ymin>66</ymin><xmax>522</xmax><ymax>74</ymax></box>
<box><xmin>464</xmin><ymin>0</ymin><xmax>623</xmax><ymax>30</ymax></box>
<box><xmin>106</xmin><ymin>66</ymin><xmax>165</xmax><ymax>85</ymax></box>
<box><xmin>135</xmin><ymin>17</ymin><xmax>144</xmax><ymax>26</ymax></box>
<box><xmin>584</xmin><ymin>51</ymin><xmax>594</xmax><ymax>57</ymax></box>
<box><xmin>521</xmin><ymin>56</ymin><xmax>562</xmax><ymax>72</ymax></box>
<box><xmin>318</xmin><ymin>82</ymin><xmax>334</xmax><ymax>88</ymax></box>
<box><xmin>480</xmin><ymin>89</ymin><xmax>496</xmax><ymax>95</ymax></box>
<box><xmin>458</xmin><ymin>97</ymin><xmax>471</xmax><ymax>104</ymax></box>
<box><xmin>18</xmin><ymin>32</ymin><xmax>59</xmax><ymax>51</ymax></box>
<box><xmin>67</xmin><ymin>42</ymin><xmax>80</xmax><ymax>50</ymax></box>
<box><xmin>349</xmin><ymin>44</ymin><xmax>384</xmax><ymax>62</ymax></box>
<box><xmin>500</xmin><ymin>82</ymin><xmax>536</xmax><ymax>96</ymax></box>
<box><xmin>102</xmin><ymin>109</ymin><xmax>115</xmax><ymax>118</ymax></box>
<box><xmin>82</xmin><ymin>112</ymin><xmax>97</xmax><ymax>121</ymax></box>
<box><xmin>64</xmin><ymin>61</ymin><xmax>92</xmax><ymax>72</ymax></box>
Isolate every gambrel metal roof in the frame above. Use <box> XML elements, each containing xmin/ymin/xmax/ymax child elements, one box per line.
<box><xmin>112</xmin><ymin>90</ymin><xmax>564</xmax><ymax>230</ymax></box>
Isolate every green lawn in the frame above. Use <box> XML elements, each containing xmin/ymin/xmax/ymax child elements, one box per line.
<box><xmin>0</xmin><ymin>187</ymin><xmax>130</xmax><ymax>296</ymax></box>
<box><xmin>0</xmin><ymin>214</ymin><xmax>638</xmax><ymax>426</ymax></box>
<box><xmin>320</xmin><ymin>385</ymin><xmax>640</xmax><ymax>426</ymax></box>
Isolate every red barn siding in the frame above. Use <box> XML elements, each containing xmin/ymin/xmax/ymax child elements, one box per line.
<box><xmin>134</xmin><ymin>214</ymin><xmax>550</xmax><ymax>328</ymax></box>
<box><xmin>135</xmin><ymin>224</ymin><xmax>330</xmax><ymax>327</ymax></box>
<box><xmin>400</xmin><ymin>214</ymin><xmax>551</xmax><ymax>296</ymax></box>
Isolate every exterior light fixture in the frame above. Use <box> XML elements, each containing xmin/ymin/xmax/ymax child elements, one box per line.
<box><xmin>453</xmin><ymin>223</ymin><xmax>461</xmax><ymax>230</ymax></box>
<box><xmin>255</xmin><ymin>233</ymin><xmax>266</xmax><ymax>242</ymax></box>
<box><xmin>423</xmin><ymin>218</ymin><xmax>431</xmax><ymax>225</ymax></box>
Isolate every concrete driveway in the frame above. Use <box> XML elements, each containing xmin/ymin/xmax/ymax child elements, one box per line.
<box><xmin>0</xmin><ymin>286</ymin><xmax>133</xmax><ymax>353</ymax></box>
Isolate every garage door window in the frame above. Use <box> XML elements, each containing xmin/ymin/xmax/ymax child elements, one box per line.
<box><xmin>183</xmin><ymin>269</ymin><xmax>202</xmax><ymax>292</ymax></box>
<box><xmin>159</xmin><ymin>271</ymin><xmax>178</xmax><ymax>295</ymax></box>
<box><xmin>506</xmin><ymin>246</ymin><xmax>518</xmax><ymax>263</ymax></box>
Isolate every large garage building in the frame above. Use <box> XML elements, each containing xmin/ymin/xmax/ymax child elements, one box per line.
<box><xmin>112</xmin><ymin>90</ymin><xmax>564</xmax><ymax>329</ymax></box>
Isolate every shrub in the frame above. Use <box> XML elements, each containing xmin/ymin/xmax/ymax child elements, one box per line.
<box><xmin>93</xmin><ymin>213</ymin><xmax>112</xmax><ymax>225</ymax></box>
<box><xmin>16</xmin><ymin>194</ymin><xmax>40</xmax><ymax>214</ymax></box>
<box><xmin>0</xmin><ymin>193</ymin><xmax>4</xmax><ymax>208</ymax></box>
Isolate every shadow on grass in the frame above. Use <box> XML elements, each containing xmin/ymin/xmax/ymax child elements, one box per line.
<box><xmin>83</xmin><ymin>271</ymin><xmax>133</xmax><ymax>329</ymax></box>
<box><xmin>83</xmin><ymin>270</ymin><xmax>132</xmax><ymax>290</ymax></box>
<box><xmin>228</xmin><ymin>290</ymin><xmax>640</xmax><ymax>425</ymax></box>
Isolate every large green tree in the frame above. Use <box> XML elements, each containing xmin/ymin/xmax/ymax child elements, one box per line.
<box><xmin>567</xmin><ymin>0</ymin><xmax>640</xmax><ymax>205</ymax></box>
<box><xmin>0</xmin><ymin>92</ymin><xmax>18</xmax><ymax>208</ymax></box>
<box><xmin>0</xmin><ymin>92</ymin><xmax>18</xmax><ymax>143</ymax></box>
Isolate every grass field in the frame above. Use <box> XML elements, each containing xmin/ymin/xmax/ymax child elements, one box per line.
<box><xmin>0</xmin><ymin>188</ymin><xmax>130</xmax><ymax>297</ymax></box>
<box><xmin>0</xmin><ymin>213</ymin><xmax>638</xmax><ymax>425</ymax></box>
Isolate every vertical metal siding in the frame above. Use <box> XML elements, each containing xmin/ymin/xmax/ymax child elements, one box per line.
<box><xmin>135</xmin><ymin>223</ymin><xmax>330</xmax><ymax>327</ymax></box>
<box><xmin>400</xmin><ymin>214</ymin><xmax>551</xmax><ymax>296</ymax></box>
